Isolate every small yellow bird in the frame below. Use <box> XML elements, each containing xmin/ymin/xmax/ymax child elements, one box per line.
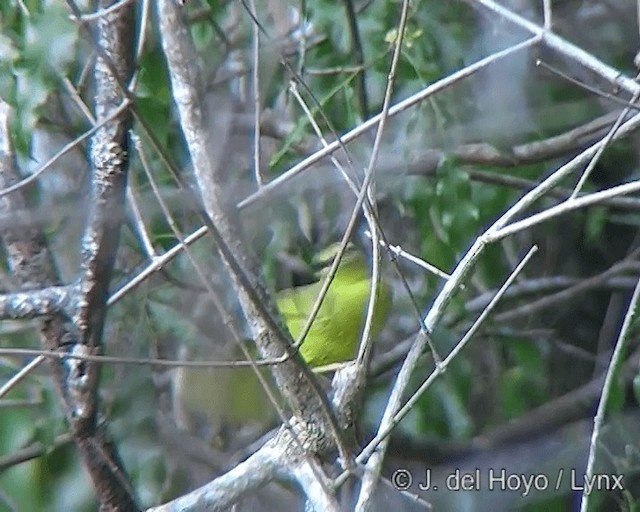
<box><xmin>276</xmin><ymin>243</ymin><xmax>391</xmax><ymax>367</ymax></box>
<box><xmin>173</xmin><ymin>244</ymin><xmax>391</xmax><ymax>436</ymax></box>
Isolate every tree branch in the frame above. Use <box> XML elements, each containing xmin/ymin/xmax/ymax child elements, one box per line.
<box><xmin>155</xmin><ymin>0</ymin><xmax>352</xmax><ymax>505</ymax></box>
<box><xmin>0</xmin><ymin>285</ymin><xmax>72</xmax><ymax>320</ymax></box>
<box><xmin>0</xmin><ymin>92</ymin><xmax>137</xmax><ymax>510</ymax></box>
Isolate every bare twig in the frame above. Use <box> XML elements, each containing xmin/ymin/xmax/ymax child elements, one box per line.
<box><xmin>487</xmin><ymin>179</ymin><xmax>640</xmax><ymax>243</ymax></box>
<box><xmin>493</xmin><ymin>259</ymin><xmax>640</xmax><ymax>323</ymax></box>
<box><xmin>352</xmin><ymin>246</ymin><xmax>537</xmax><ymax>502</ymax></box>
<box><xmin>467</xmin><ymin>0</ymin><xmax>640</xmax><ymax>96</ymax></box>
<box><xmin>0</xmin><ymin>356</ymin><xmax>45</xmax><ymax>401</ymax></box>
<box><xmin>580</xmin><ymin>276</ymin><xmax>640</xmax><ymax>512</ymax></box>
<box><xmin>238</xmin><ymin>36</ymin><xmax>540</xmax><ymax>211</ymax></box>
<box><xmin>354</xmin><ymin>0</ymin><xmax>417</xmax><ymax>506</ymax></box>
<box><xmin>571</xmin><ymin>84</ymin><xmax>640</xmax><ymax>198</ymax></box>
<box><xmin>342</xmin><ymin>0</ymin><xmax>369</xmax><ymax>120</ymax></box>
<box><xmin>0</xmin><ymin>433</ymin><xmax>73</xmax><ymax>472</ymax></box>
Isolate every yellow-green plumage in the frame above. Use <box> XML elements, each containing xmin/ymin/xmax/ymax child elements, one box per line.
<box><xmin>173</xmin><ymin>246</ymin><xmax>391</xmax><ymax>437</ymax></box>
<box><xmin>276</xmin><ymin>248</ymin><xmax>391</xmax><ymax>367</ymax></box>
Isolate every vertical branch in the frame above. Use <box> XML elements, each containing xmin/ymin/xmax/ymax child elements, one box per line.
<box><xmin>62</xmin><ymin>0</ymin><xmax>139</xmax><ymax>508</ymax></box>
<box><xmin>580</xmin><ymin>277</ymin><xmax>640</xmax><ymax>512</ymax></box>
<box><xmin>342</xmin><ymin>0</ymin><xmax>368</xmax><ymax>120</ymax></box>
<box><xmin>75</xmin><ymin>0</ymin><xmax>135</xmax><ymax>370</ymax></box>
<box><xmin>0</xmin><ymin>95</ymin><xmax>137</xmax><ymax>511</ymax></box>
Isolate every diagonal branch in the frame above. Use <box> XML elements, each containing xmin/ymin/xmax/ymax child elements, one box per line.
<box><xmin>155</xmin><ymin>0</ymin><xmax>351</xmax><ymax>504</ymax></box>
<box><xmin>466</xmin><ymin>0</ymin><xmax>640</xmax><ymax>97</ymax></box>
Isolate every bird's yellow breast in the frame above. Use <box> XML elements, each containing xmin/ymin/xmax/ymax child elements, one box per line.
<box><xmin>275</xmin><ymin>254</ymin><xmax>390</xmax><ymax>367</ymax></box>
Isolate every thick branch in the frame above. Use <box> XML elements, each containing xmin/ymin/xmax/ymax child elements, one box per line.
<box><xmin>156</xmin><ymin>0</ymin><xmax>342</xmax><ymax>461</ymax></box>
<box><xmin>0</xmin><ymin>93</ymin><xmax>137</xmax><ymax>509</ymax></box>
<box><xmin>148</xmin><ymin>426</ymin><xmax>340</xmax><ymax>512</ymax></box>
<box><xmin>148</xmin><ymin>437</ymin><xmax>285</xmax><ymax>512</ymax></box>
<box><xmin>0</xmin><ymin>0</ymin><xmax>141</xmax><ymax>508</ymax></box>
<box><xmin>0</xmin><ymin>285</ymin><xmax>72</xmax><ymax>319</ymax></box>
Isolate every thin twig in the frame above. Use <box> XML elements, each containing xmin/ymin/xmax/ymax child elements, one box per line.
<box><xmin>352</xmin><ymin>246</ymin><xmax>537</xmax><ymax>487</ymax></box>
<box><xmin>0</xmin><ymin>356</ymin><xmax>45</xmax><ymax>400</ymax></box>
<box><xmin>580</xmin><ymin>277</ymin><xmax>640</xmax><ymax>512</ymax></box>
<box><xmin>487</xmin><ymin>179</ymin><xmax>640</xmax><ymax>243</ymax></box>
<box><xmin>354</xmin><ymin>0</ymin><xmax>413</xmax><ymax>505</ymax></box>
<box><xmin>467</xmin><ymin>0</ymin><xmax>640</xmax><ymax>96</ymax></box>
<box><xmin>248</xmin><ymin>0</ymin><xmax>263</xmax><ymax>186</ymax></box>
<box><xmin>239</xmin><ymin>36</ymin><xmax>540</xmax><ymax>211</ymax></box>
